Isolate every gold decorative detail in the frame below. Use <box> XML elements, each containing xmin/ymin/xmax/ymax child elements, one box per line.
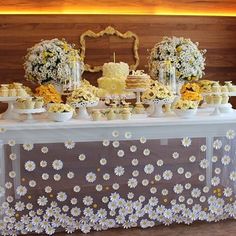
<box><xmin>80</xmin><ymin>26</ymin><xmax>139</xmax><ymax>72</ymax></box>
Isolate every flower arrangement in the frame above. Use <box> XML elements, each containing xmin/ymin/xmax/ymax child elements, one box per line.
<box><xmin>142</xmin><ymin>81</ymin><xmax>174</xmax><ymax>101</ymax></box>
<box><xmin>180</xmin><ymin>82</ymin><xmax>203</xmax><ymax>102</ymax></box>
<box><xmin>24</xmin><ymin>38</ymin><xmax>83</xmax><ymax>86</ymax></box>
<box><xmin>67</xmin><ymin>87</ymin><xmax>99</xmax><ymax>104</ymax></box>
<box><xmin>148</xmin><ymin>36</ymin><xmax>206</xmax><ymax>82</ymax></box>
<box><xmin>48</xmin><ymin>103</ymin><xmax>74</xmax><ymax>113</ymax></box>
<box><xmin>35</xmin><ymin>84</ymin><xmax>62</xmax><ymax>104</ymax></box>
<box><xmin>174</xmin><ymin>99</ymin><xmax>198</xmax><ymax>110</ymax></box>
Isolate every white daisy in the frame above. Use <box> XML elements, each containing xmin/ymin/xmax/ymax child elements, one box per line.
<box><xmin>100</xmin><ymin>158</ymin><xmax>107</xmax><ymax>165</ymax></box>
<box><xmin>200</xmin><ymin>196</ymin><xmax>206</xmax><ymax>203</ymax></box>
<box><xmin>142</xmin><ymin>179</ymin><xmax>149</xmax><ymax>186</ymax></box>
<box><xmin>37</xmin><ymin>196</ymin><xmax>48</xmax><ymax>206</ymax></box>
<box><xmin>125</xmin><ymin>132</ymin><xmax>132</xmax><ymax>139</ymax></box>
<box><xmin>112</xmin><ymin>183</ymin><xmax>120</xmax><ymax>190</ymax></box>
<box><xmin>156</xmin><ymin>159</ymin><xmax>164</xmax><ymax>166</ymax></box>
<box><xmin>112</xmin><ymin>130</ymin><xmax>119</xmax><ymax>137</ymax></box>
<box><xmin>140</xmin><ymin>136</ymin><xmax>147</xmax><ymax>143</ymax></box>
<box><xmin>189</xmin><ymin>155</ymin><xmax>196</xmax><ymax>162</ymax></box>
<box><xmin>177</xmin><ymin>167</ymin><xmax>184</xmax><ymax>174</ymax></box>
<box><xmin>224</xmin><ymin>145</ymin><xmax>231</xmax><ymax>152</ymax></box>
<box><xmin>29</xmin><ymin>180</ymin><xmax>36</xmax><ymax>187</ymax></box>
<box><xmin>200</xmin><ymin>159</ymin><xmax>209</xmax><ymax>169</ymax></box>
<box><xmin>185</xmin><ymin>172</ymin><xmax>192</xmax><ymax>179</ymax></box>
<box><xmin>185</xmin><ymin>183</ymin><xmax>191</xmax><ymax>189</ymax></box>
<box><xmin>71</xmin><ymin>198</ymin><xmax>77</xmax><ymax>205</ymax></box>
<box><xmin>71</xmin><ymin>207</ymin><xmax>81</xmax><ymax>216</ymax></box>
<box><xmin>226</xmin><ymin>129</ymin><xmax>235</xmax><ymax>139</ymax></box>
<box><xmin>25</xmin><ymin>161</ymin><xmax>36</xmax><ymax>172</ymax></box>
<box><xmin>127</xmin><ymin>192</ymin><xmax>134</xmax><ymax>199</ymax></box>
<box><xmin>86</xmin><ymin>172</ymin><xmax>96</xmax><ymax>183</ymax></box>
<box><xmin>96</xmin><ymin>184</ymin><xmax>103</xmax><ymax>191</ymax></box>
<box><xmin>172</xmin><ymin>152</ymin><xmax>179</xmax><ymax>159</ymax></box>
<box><xmin>5</xmin><ymin>182</ymin><xmax>12</xmax><ymax>189</ymax></box>
<box><xmin>173</xmin><ymin>184</ymin><xmax>184</xmax><ymax>194</ymax></box>
<box><xmin>102</xmin><ymin>140</ymin><xmax>110</xmax><ymax>146</ymax></box>
<box><xmin>52</xmin><ymin>160</ymin><xmax>63</xmax><ymax>170</ymax></box>
<box><xmin>191</xmin><ymin>188</ymin><xmax>201</xmax><ymax>198</ymax></box>
<box><xmin>9</xmin><ymin>153</ymin><xmax>17</xmax><ymax>160</ymax></box>
<box><xmin>112</xmin><ymin>141</ymin><xmax>120</xmax><ymax>148</ymax></box>
<box><xmin>83</xmin><ymin>196</ymin><xmax>93</xmax><ymax>206</ymax></box>
<box><xmin>53</xmin><ymin>174</ymin><xmax>61</xmax><ymax>181</ymax></box>
<box><xmin>16</xmin><ymin>185</ymin><xmax>27</xmax><ymax>196</ymax></box>
<box><xmin>15</xmin><ymin>201</ymin><xmax>25</xmax><ymax>211</ymax></box>
<box><xmin>42</xmin><ymin>173</ymin><xmax>49</xmax><ymax>180</ymax></box>
<box><xmin>181</xmin><ymin>137</ymin><xmax>191</xmax><ymax>147</ymax></box>
<box><xmin>45</xmin><ymin>186</ymin><xmax>52</xmax><ymax>193</ymax></box>
<box><xmin>200</xmin><ymin>145</ymin><xmax>207</xmax><ymax>152</ymax></box>
<box><xmin>64</xmin><ymin>140</ymin><xmax>75</xmax><ymax>149</ymax></box>
<box><xmin>163</xmin><ymin>170</ymin><xmax>173</xmax><ymax>180</ymax></box>
<box><xmin>57</xmin><ymin>192</ymin><xmax>67</xmax><ymax>202</ymax></box>
<box><xmin>203</xmin><ymin>186</ymin><xmax>209</xmax><ymax>193</ymax></box>
<box><xmin>8</xmin><ymin>139</ymin><xmax>16</xmax><ymax>146</ymax></box>
<box><xmin>102</xmin><ymin>196</ymin><xmax>109</xmax><ymax>203</ymax></box>
<box><xmin>230</xmin><ymin>171</ymin><xmax>236</xmax><ymax>181</ymax></box>
<box><xmin>114</xmin><ymin>166</ymin><xmax>125</xmax><ymax>176</ymax></box>
<box><xmin>0</xmin><ymin>128</ymin><xmax>6</xmax><ymax>133</ymax></box>
<box><xmin>103</xmin><ymin>173</ymin><xmax>110</xmax><ymax>180</ymax></box>
<box><xmin>67</xmin><ymin>171</ymin><xmax>74</xmax><ymax>179</ymax></box>
<box><xmin>131</xmin><ymin>159</ymin><xmax>139</xmax><ymax>166</ymax></box>
<box><xmin>162</xmin><ymin>189</ymin><xmax>168</xmax><ymax>196</ymax></box>
<box><xmin>187</xmin><ymin>198</ymin><xmax>193</xmax><ymax>205</ymax></box>
<box><xmin>214</xmin><ymin>168</ymin><xmax>221</xmax><ymax>175</ymax></box>
<box><xmin>73</xmin><ymin>185</ymin><xmax>81</xmax><ymax>192</ymax></box>
<box><xmin>23</xmin><ymin>143</ymin><xmax>34</xmax><ymax>151</ymax></box>
<box><xmin>143</xmin><ymin>148</ymin><xmax>150</xmax><ymax>156</ymax></box>
<box><xmin>211</xmin><ymin>176</ymin><xmax>220</xmax><ymax>186</ymax></box>
<box><xmin>78</xmin><ymin>154</ymin><xmax>86</xmax><ymax>161</ymax></box>
<box><xmin>117</xmin><ymin>150</ymin><xmax>125</xmax><ymax>157</ymax></box>
<box><xmin>213</xmin><ymin>139</ymin><xmax>222</xmax><ymax>150</ymax></box>
<box><xmin>144</xmin><ymin>164</ymin><xmax>154</xmax><ymax>174</ymax></box>
<box><xmin>223</xmin><ymin>187</ymin><xmax>232</xmax><ymax>197</ymax></box>
<box><xmin>130</xmin><ymin>145</ymin><xmax>137</xmax><ymax>152</ymax></box>
<box><xmin>154</xmin><ymin>174</ymin><xmax>161</xmax><ymax>181</ymax></box>
<box><xmin>9</xmin><ymin>170</ymin><xmax>16</xmax><ymax>178</ymax></box>
<box><xmin>212</xmin><ymin>156</ymin><xmax>218</xmax><ymax>162</ymax></box>
<box><xmin>40</xmin><ymin>160</ymin><xmax>47</xmax><ymax>168</ymax></box>
<box><xmin>150</xmin><ymin>187</ymin><xmax>157</xmax><ymax>194</ymax></box>
<box><xmin>41</xmin><ymin>146</ymin><xmax>48</xmax><ymax>154</ymax></box>
<box><xmin>198</xmin><ymin>175</ymin><xmax>205</xmax><ymax>181</ymax></box>
<box><xmin>132</xmin><ymin>170</ymin><xmax>139</xmax><ymax>177</ymax></box>
<box><xmin>221</xmin><ymin>155</ymin><xmax>231</xmax><ymax>165</ymax></box>
<box><xmin>128</xmin><ymin>178</ymin><xmax>138</xmax><ymax>188</ymax></box>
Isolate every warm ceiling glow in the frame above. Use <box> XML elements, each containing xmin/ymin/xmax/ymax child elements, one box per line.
<box><xmin>0</xmin><ymin>0</ymin><xmax>235</xmax><ymax>16</ymax></box>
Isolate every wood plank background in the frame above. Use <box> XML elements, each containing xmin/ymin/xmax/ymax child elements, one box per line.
<box><xmin>0</xmin><ymin>15</ymin><xmax>236</xmax><ymax>108</ymax></box>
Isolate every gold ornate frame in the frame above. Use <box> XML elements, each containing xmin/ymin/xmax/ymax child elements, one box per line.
<box><xmin>80</xmin><ymin>26</ymin><xmax>139</xmax><ymax>72</ymax></box>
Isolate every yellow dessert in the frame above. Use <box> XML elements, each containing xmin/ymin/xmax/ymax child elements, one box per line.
<box><xmin>98</xmin><ymin>77</ymin><xmax>126</xmax><ymax>95</ymax></box>
<box><xmin>221</xmin><ymin>94</ymin><xmax>229</xmax><ymax>104</ymax></box>
<box><xmin>126</xmin><ymin>70</ymin><xmax>150</xmax><ymax>89</ymax></box>
<box><xmin>174</xmin><ymin>99</ymin><xmax>198</xmax><ymax>110</ymax></box>
<box><xmin>212</xmin><ymin>94</ymin><xmax>222</xmax><ymax>104</ymax></box>
<box><xmin>67</xmin><ymin>88</ymin><xmax>99</xmax><ymax>104</ymax></box>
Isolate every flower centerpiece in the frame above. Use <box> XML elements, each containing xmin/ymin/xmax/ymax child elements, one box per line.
<box><xmin>180</xmin><ymin>82</ymin><xmax>203</xmax><ymax>102</ymax></box>
<box><xmin>24</xmin><ymin>38</ymin><xmax>84</xmax><ymax>90</ymax></box>
<box><xmin>173</xmin><ymin>99</ymin><xmax>198</xmax><ymax>118</ymax></box>
<box><xmin>148</xmin><ymin>36</ymin><xmax>206</xmax><ymax>83</ymax></box>
<box><xmin>48</xmin><ymin>103</ymin><xmax>74</xmax><ymax>122</ymax></box>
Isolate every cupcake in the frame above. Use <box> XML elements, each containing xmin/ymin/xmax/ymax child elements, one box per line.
<box><xmin>221</xmin><ymin>94</ymin><xmax>229</xmax><ymax>104</ymax></box>
<box><xmin>25</xmin><ymin>98</ymin><xmax>35</xmax><ymax>109</ymax></box>
<box><xmin>91</xmin><ymin>110</ymin><xmax>101</xmax><ymax>121</ymax></box>
<box><xmin>212</xmin><ymin>94</ymin><xmax>222</xmax><ymax>104</ymax></box>
<box><xmin>16</xmin><ymin>98</ymin><xmax>26</xmax><ymax>109</ymax></box>
<box><xmin>8</xmin><ymin>88</ymin><xmax>17</xmax><ymax>97</ymax></box>
<box><xmin>34</xmin><ymin>97</ymin><xmax>44</xmax><ymax>109</ymax></box>
<box><xmin>121</xmin><ymin>108</ymin><xmax>131</xmax><ymax>120</ymax></box>
<box><xmin>211</xmin><ymin>84</ymin><xmax>221</xmax><ymax>93</ymax></box>
<box><xmin>205</xmin><ymin>95</ymin><xmax>213</xmax><ymax>104</ymax></box>
<box><xmin>221</xmin><ymin>85</ymin><xmax>228</xmax><ymax>93</ymax></box>
<box><xmin>17</xmin><ymin>87</ymin><xmax>28</xmax><ymax>97</ymax></box>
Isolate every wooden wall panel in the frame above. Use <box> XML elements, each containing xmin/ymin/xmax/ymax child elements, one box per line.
<box><xmin>0</xmin><ymin>15</ymin><xmax>236</xmax><ymax>109</ymax></box>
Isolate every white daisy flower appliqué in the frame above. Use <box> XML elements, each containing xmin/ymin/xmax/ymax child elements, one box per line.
<box><xmin>64</xmin><ymin>140</ymin><xmax>75</xmax><ymax>149</ymax></box>
<box><xmin>52</xmin><ymin>160</ymin><xmax>63</xmax><ymax>170</ymax></box>
<box><xmin>226</xmin><ymin>129</ymin><xmax>235</xmax><ymax>140</ymax></box>
<box><xmin>114</xmin><ymin>166</ymin><xmax>125</xmax><ymax>176</ymax></box>
<box><xmin>86</xmin><ymin>172</ymin><xmax>96</xmax><ymax>183</ymax></box>
<box><xmin>25</xmin><ymin>161</ymin><xmax>36</xmax><ymax>172</ymax></box>
<box><xmin>23</xmin><ymin>143</ymin><xmax>34</xmax><ymax>151</ymax></box>
<box><xmin>41</xmin><ymin>146</ymin><xmax>48</xmax><ymax>154</ymax></box>
<box><xmin>128</xmin><ymin>178</ymin><xmax>138</xmax><ymax>188</ymax></box>
<box><xmin>181</xmin><ymin>137</ymin><xmax>192</xmax><ymax>147</ymax></box>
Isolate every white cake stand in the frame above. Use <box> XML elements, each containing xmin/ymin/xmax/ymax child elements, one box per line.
<box><xmin>71</xmin><ymin>101</ymin><xmax>99</xmax><ymax>120</ymax></box>
<box><xmin>144</xmin><ymin>98</ymin><xmax>174</xmax><ymax>118</ymax></box>
<box><xmin>125</xmin><ymin>88</ymin><xmax>146</xmax><ymax>103</ymax></box>
<box><xmin>14</xmin><ymin>108</ymin><xmax>46</xmax><ymax>122</ymax></box>
<box><xmin>0</xmin><ymin>97</ymin><xmax>19</xmax><ymax>120</ymax></box>
<box><xmin>209</xmin><ymin>104</ymin><xmax>232</xmax><ymax>116</ymax></box>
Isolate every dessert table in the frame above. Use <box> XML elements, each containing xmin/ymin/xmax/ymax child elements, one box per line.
<box><xmin>0</xmin><ymin>110</ymin><xmax>236</xmax><ymax>235</ymax></box>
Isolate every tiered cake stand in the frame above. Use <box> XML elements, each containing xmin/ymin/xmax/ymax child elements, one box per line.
<box><xmin>0</xmin><ymin>97</ymin><xmax>19</xmax><ymax>120</ymax></box>
<box><xmin>14</xmin><ymin>108</ymin><xmax>46</xmax><ymax>122</ymax></box>
<box><xmin>71</xmin><ymin>101</ymin><xmax>99</xmax><ymax>120</ymax></box>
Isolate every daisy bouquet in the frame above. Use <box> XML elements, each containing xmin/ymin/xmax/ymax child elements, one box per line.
<box><xmin>24</xmin><ymin>38</ymin><xmax>83</xmax><ymax>86</ymax></box>
<box><xmin>148</xmin><ymin>36</ymin><xmax>206</xmax><ymax>82</ymax></box>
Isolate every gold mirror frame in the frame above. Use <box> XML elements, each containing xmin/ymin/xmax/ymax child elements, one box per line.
<box><xmin>80</xmin><ymin>26</ymin><xmax>140</xmax><ymax>72</ymax></box>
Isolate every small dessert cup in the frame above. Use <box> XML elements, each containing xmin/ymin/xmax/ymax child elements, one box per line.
<box><xmin>212</xmin><ymin>94</ymin><xmax>222</xmax><ymax>105</ymax></box>
<box><xmin>221</xmin><ymin>94</ymin><xmax>229</xmax><ymax>104</ymax></box>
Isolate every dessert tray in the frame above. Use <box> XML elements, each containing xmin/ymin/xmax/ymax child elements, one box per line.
<box><xmin>14</xmin><ymin>108</ymin><xmax>46</xmax><ymax>122</ymax></box>
<box><xmin>70</xmin><ymin>101</ymin><xmax>99</xmax><ymax>120</ymax></box>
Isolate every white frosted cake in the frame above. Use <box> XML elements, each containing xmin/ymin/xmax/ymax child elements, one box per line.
<box><xmin>102</xmin><ymin>62</ymin><xmax>129</xmax><ymax>79</ymax></box>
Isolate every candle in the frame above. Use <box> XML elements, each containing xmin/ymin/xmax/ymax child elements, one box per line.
<box><xmin>113</xmin><ymin>52</ymin><xmax>116</xmax><ymax>63</ymax></box>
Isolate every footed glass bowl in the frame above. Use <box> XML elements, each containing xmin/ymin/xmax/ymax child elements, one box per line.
<box><xmin>174</xmin><ymin>108</ymin><xmax>197</xmax><ymax>119</ymax></box>
<box><xmin>48</xmin><ymin>111</ymin><xmax>73</xmax><ymax>122</ymax></box>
